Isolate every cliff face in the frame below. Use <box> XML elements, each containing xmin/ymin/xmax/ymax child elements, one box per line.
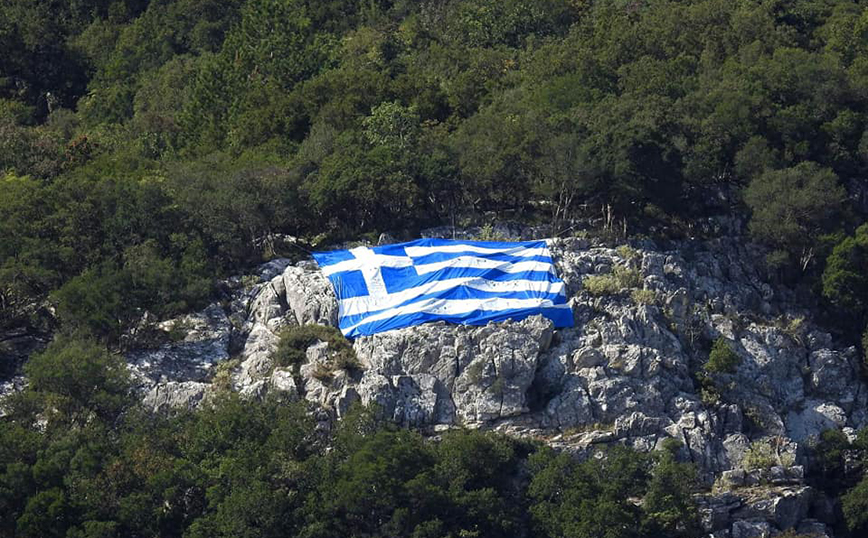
<box><xmin>126</xmin><ymin>229</ymin><xmax>866</xmax><ymax>537</ymax></box>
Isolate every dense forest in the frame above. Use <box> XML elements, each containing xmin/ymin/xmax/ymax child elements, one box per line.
<box><xmin>3</xmin><ymin>0</ymin><xmax>868</xmax><ymax>536</ymax></box>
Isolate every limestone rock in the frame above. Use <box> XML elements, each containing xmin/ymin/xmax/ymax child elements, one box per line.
<box><xmin>127</xmin><ymin>303</ymin><xmax>230</xmax><ymax>389</ymax></box>
<box><xmin>282</xmin><ymin>265</ymin><xmax>338</xmax><ymax>327</ymax></box>
<box><xmin>143</xmin><ymin>381</ymin><xmax>209</xmax><ymax>412</ymax></box>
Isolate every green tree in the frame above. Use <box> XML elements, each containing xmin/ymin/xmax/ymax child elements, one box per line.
<box><xmin>22</xmin><ymin>335</ymin><xmax>131</xmax><ymax>425</ymax></box>
<box><xmin>745</xmin><ymin>162</ymin><xmax>846</xmax><ymax>271</ymax></box>
<box><xmin>641</xmin><ymin>442</ymin><xmax>701</xmax><ymax>537</ymax></box>
<box><xmin>705</xmin><ymin>337</ymin><xmax>742</xmax><ymax>374</ymax></box>
<box><xmin>843</xmin><ymin>475</ymin><xmax>868</xmax><ymax>535</ymax></box>
<box><xmin>823</xmin><ymin>223</ymin><xmax>868</xmax><ymax>313</ymax></box>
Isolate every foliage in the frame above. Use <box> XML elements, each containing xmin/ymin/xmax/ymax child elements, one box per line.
<box><xmin>704</xmin><ymin>337</ymin><xmax>742</xmax><ymax>375</ymax></box>
<box><xmin>823</xmin><ymin>224</ymin><xmax>868</xmax><ymax>316</ymax></box>
<box><xmin>2</xmin><ymin>0</ymin><xmax>868</xmax><ymax>343</ymax></box>
<box><xmin>1</xmin><ymin>332</ymin><xmax>707</xmax><ymax>538</ymax></box>
<box><xmin>6</xmin><ymin>0</ymin><xmax>868</xmax><ymax>534</ymax></box>
<box><xmin>20</xmin><ymin>334</ymin><xmax>131</xmax><ymax>426</ymax></box>
<box><xmin>642</xmin><ymin>443</ymin><xmax>702</xmax><ymax>538</ymax></box>
<box><xmin>631</xmin><ymin>289</ymin><xmax>656</xmax><ymax>306</ymax></box>
<box><xmin>810</xmin><ymin>428</ymin><xmax>851</xmax><ymax>494</ymax></box>
<box><xmin>741</xmin><ymin>438</ymin><xmax>795</xmax><ymax>471</ymax></box>
<box><xmin>583</xmin><ymin>265</ymin><xmax>642</xmax><ymax>296</ymax></box>
<box><xmin>745</xmin><ymin>163</ymin><xmax>845</xmax><ymax>271</ymax></box>
<box><xmin>863</xmin><ymin>325</ymin><xmax>868</xmax><ymax>360</ymax></box>
<box><xmin>843</xmin><ymin>475</ymin><xmax>868</xmax><ymax>535</ymax></box>
<box><xmin>272</xmin><ymin>324</ymin><xmax>359</xmax><ymax>372</ymax></box>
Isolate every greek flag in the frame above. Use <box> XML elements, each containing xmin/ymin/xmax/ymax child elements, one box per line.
<box><xmin>312</xmin><ymin>238</ymin><xmax>574</xmax><ymax>338</ymax></box>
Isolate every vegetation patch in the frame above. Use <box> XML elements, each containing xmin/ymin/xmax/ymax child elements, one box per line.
<box><xmin>616</xmin><ymin>245</ymin><xmax>640</xmax><ymax>261</ymax></box>
<box><xmin>272</xmin><ymin>324</ymin><xmax>361</xmax><ymax>374</ymax></box>
<box><xmin>583</xmin><ymin>265</ymin><xmax>642</xmax><ymax>296</ymax></box>
<box><xmin>704</xmin><ymin>337</ymin><xmax>741</xmax><ymax>374</ymax></box>
<box><xmin>211</xmin><ymin>357</ymin><xmax>242</xmax><ymax>392</ymax></box>
<box><xmin>631</xmin><ymin>288</ymin><xmax>656</xmax><ymax>306</ymax></box>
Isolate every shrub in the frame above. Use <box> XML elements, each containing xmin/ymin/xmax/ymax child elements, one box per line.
<box><xmin>631</xmin><ymin>288</ymin><xmax>656</xmax><ymax>305</ymax></box>
<box><xmin>464</xmin><ymin>360</ymin><xmax>486</xmax><ymax>384</ymax></box>
<box><xmin>862</xmin><ymin>325</ymin><xmax>868</xmax><ymax>363</ymax></box>
<box><xmin>23</xmin><ymin>335</ymin><xmax>131</xmax><ymax>424</ymax></box>
<box><xmin>745</xmin><ymin>162</ymin><xmax>845</xmax><ymax>271</ymax></box>
<box><xmin>311</xmin><ymin>363</ymin><xmax>335</xmax><ymax>383</ymax></box>
<box><xmin>212</xmin><ymin>357</ymin><xmax>242</xmax><ymax>392</ymax></box>
<box><xmin>583</xmin><ymin>273</ymin><xmax>619</xmax><ymax>295</ymax></box>
<box><xmin>616</xmin><ymin>245</ymin><xmax>640</xmax><ymax>261</ymax></box>
<box><xmin>741</xmin><ymin>440</ymin><xmax>776</xmax><ymax>470</ymax></box>
<box><xmin>614</xmin><ymin>265</ymin><xmax>643</xmax><ymax>288</ymax></box>
<box><xmin>704</xmin><ymin>337</ymin><xmax>741</xmax><ymax>374</ymax></box>
<box><xmin>741</xmin><ymin>438</ymin><xmax>794</xmax><ymax>471</ymax></box>
<box><xmin>810</xmin><ymin>428</ymin><xmax>851</xmax><ymax>493</ymax></box>
<box><xmin>272</xmin><ymin>324</ymin><xmax>360</xmax><ymax>372</ymax></box>
<box><xmin>843</xmin><ymin>475</ymin><xmax>868</xmax><ymax>535</ymax></box>
<box><xmin>822</xmin><ymin>223</ymin><xmax>868</xmax><ymax>312</ymax></box>
<box><xmin>476</xmin><ymin>223</ymin><xmax>507</xmax><ymax>241</ymax></box>
<box><xmin>583</xmin><ymin>265</ymin><xmax>642</xmax><ymax>296</ymax></box>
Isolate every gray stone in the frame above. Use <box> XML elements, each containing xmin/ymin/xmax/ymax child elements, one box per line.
<box><xmin>269</xmin><ymin>368</ymin><xmax>298</xmax><ymax>399</ymax></box>
<box><xmin>248</xmin><ymin>274</ymin><xmax>291</xmax><ymax>333</ymax></box>
<box><xmin>143</xmin><ymin>381</ymin><xmax>208</xmax><ymax>412</ymax></box>
<box><xmin>734</xmin><ymin>487</ymin><xmax>813</xmax><ymax>531</ymax></box>
<box><xmin>127</xmin><ymin>303</ymin><xmax>231</xmax><ymax>388</ymax></box>
<box><xmin>731</xmin><ymin>520</ymin><xmax>771</xmax><ymax>538</ymax></box>
<box><xmin>786</xmin><ymin>401</ymin><xmax>847</xmax><ymax>441</ymax></box>
<box><xmin>282</xmin><ymin>266</ymin><xmax>338</xmax><ymax>326</ymax></box>
<box><xmin>106</xmin><ymin>226</ymin><xmax>868</xmax><ymax>494</ymax></box>
<box><xmin>234</xmin><ymin>323</ymin><xmax>280</xmax><ymax>387</ymax></box>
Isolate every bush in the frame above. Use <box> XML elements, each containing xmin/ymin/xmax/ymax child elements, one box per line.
<box><xmin>583</xmin><ymin>273</ymin><xmax>620</xmax><ymax>295</ymax></box>
<box><xmin>616</xmin><ymin>245</ymin><xmax>640</xmax><ymax>261</ymax></box>
<box><xmin>22</xmin><ymin>335</ymin><xmax>131</xmax><ymax>425</ymax></box>
<box><xmin>741</xmin><ymin>438</ymin><xmax>794</xmax><ymax>471</ymax></box>
<box><xmin>631</xmin><ymin>288</ymin><xmax>656</xmax><ymax>305</ymax></box>
<box><xmin>810</xmin><ymin>428</ymin><xmax>851</xmax><ymax>493</ymax></box>
<box><xmin>844</xmin><ymin>475</ymin><xmax>868</xmax><ymax>535</ymax></box>
<box><xmin>642</xmin><ymin>443</ymin><xmax>702</xmax><ymax>537</ymax></box>
<box><xmin>583</xmin><ymin>265</ymin><xmax>642</xmax><ymax>296</ymax></box>
<box><xmin>822</xmin><ymin>223</ymin><xmax>868</xmax><ymax>313</ymax></box>
<box><xmin>272</xmin><ymin>324</ymin><xmax>359</xmax><ymax>372</ymax></box>
<box><xmin>704</xmin><ymin>337</ymin><xmax>741</xmax><ymax>374</ymax></box>
<box><xmin>863</xmin><ymin>325</ymin><xmax>868</xmax><ymax>361</ymax></box>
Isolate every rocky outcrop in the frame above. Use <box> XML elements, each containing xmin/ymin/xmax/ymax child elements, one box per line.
<box><xmin>118</xmin><ymin>229</ymin><xmax>868</xmax><ymax>536</ymax></box>
<box><xmin>699</xmin><ymin>485</ymin><xmax>829</xmax><ymax>538</ymax></box>
<box><xmin>353</xmin><ymin>315</ymin><xmax>553</xmax><ymax>425</ymax></box>
<box><xmin>127</xmin><ymin>304</ymin><xmax>231</xmax><ymax>408</ymax></box>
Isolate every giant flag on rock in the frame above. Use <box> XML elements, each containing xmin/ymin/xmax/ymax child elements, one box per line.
<box><xmin>312</xmin><ymin>238</ymin><xmax>574</xmax><ymax>338</ymax></box>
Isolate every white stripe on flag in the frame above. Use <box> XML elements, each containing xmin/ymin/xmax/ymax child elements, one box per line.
<box><xmin>338</xmin><ymin>278</ymin><xmax>565</xmax><ymax>318</ymax></box>
<box><xmin>342</xmin><ymin>296</ymin><xmax>565</xmax><ymax>333</ymax></box>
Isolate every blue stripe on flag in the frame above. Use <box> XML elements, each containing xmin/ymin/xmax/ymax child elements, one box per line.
<box><xmin>345</xmin><ymin>306</ymin><xmax>574</xmax><ymax>339</ymax></box>
<box><xmin>313</xmin><ymin>249</ymin><xmax>356</xmax><ymax>266</ymax></box>
<box><xmin>328</xmin><ymin>270</ymin><xmax>369</xmax><ymax>298</ymax></box>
